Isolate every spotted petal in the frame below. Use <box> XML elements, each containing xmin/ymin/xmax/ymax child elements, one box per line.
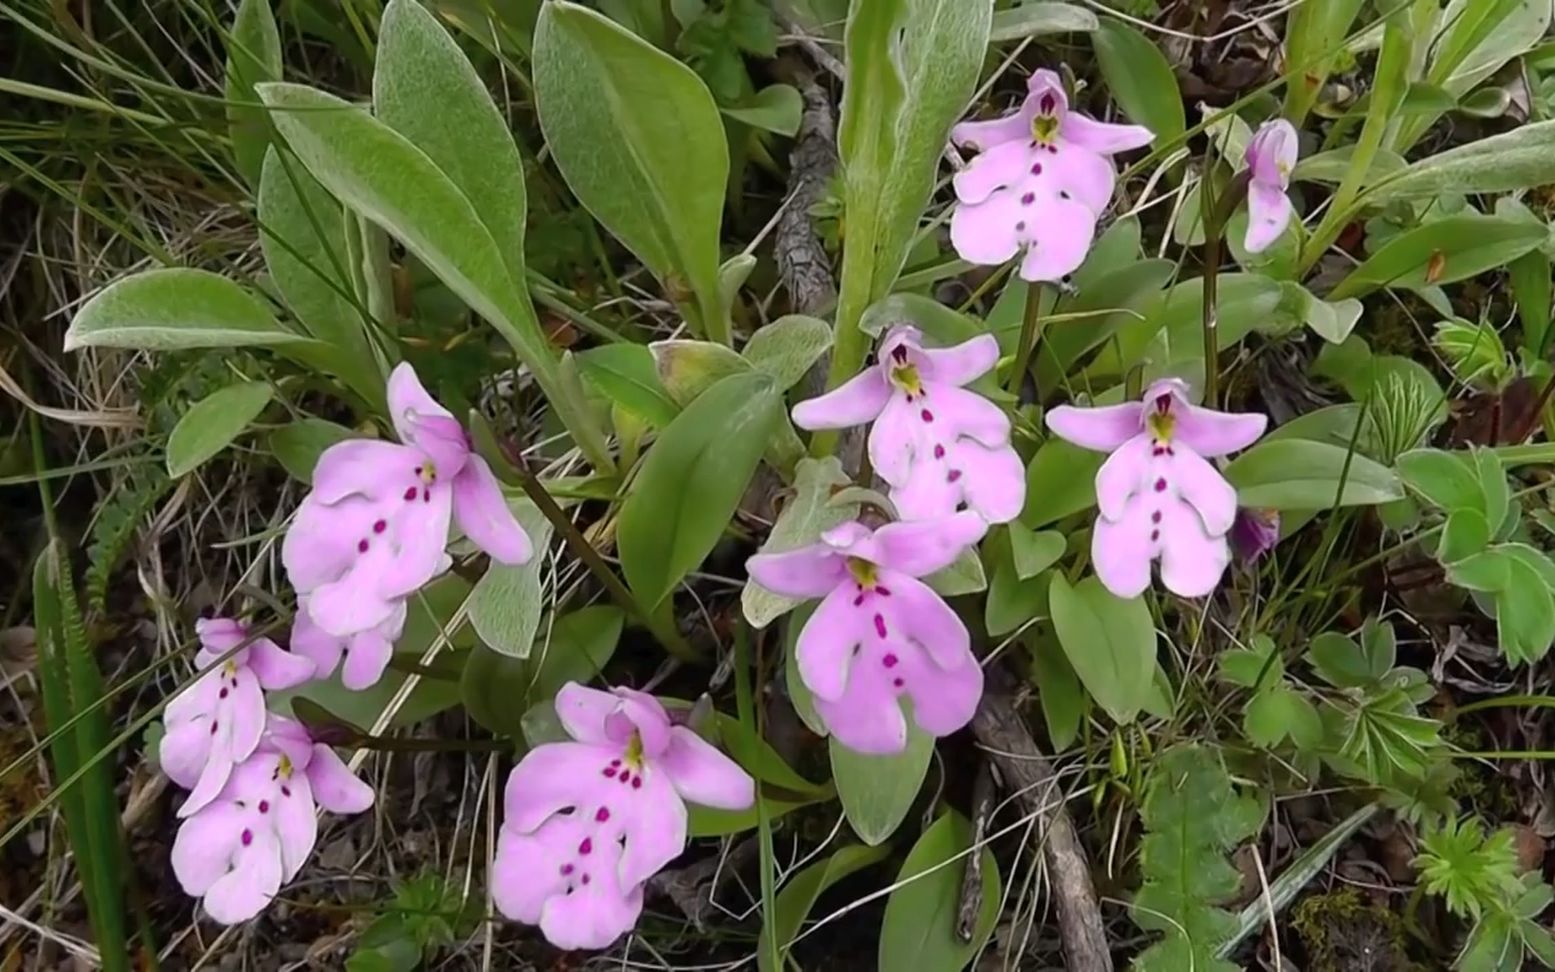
<box><xmin>1244</xmin><ymin>181</ymin><xmax>1294</xmax><ymax>254</ymax></box>
<box><xmin>452</xmin><ymin>456</ymin><xmax>531</xmax><ymax>565</ymax></box>
<box><xmin>657</xmin><ymin>726</ymin><xmax>755</xmax><ymax>811</ymax></box>
<box><xmin>306</xmin><ymin>744</ymin><xmax>374</xmax><ymax>814</ymax></box>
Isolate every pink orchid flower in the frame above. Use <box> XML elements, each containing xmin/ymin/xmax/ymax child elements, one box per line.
<box><xmin>1243</xmin><ymin>119</ymin><xmax>1298</xmax><ymax>253</ymax></box>
<box><xmin>746</xmin><ymin>512</ymin><xmax>987</xmax><ymax>754</ymax></box>
<box><xmin>282</xmin><ymin>363</ymin><xmax>531</xmax><ymax>638</ymax></box>
<box><xmin>1046</xmin><ymin>379</ymin><xmax>1267</xmax><ymax>599</ymax></box>
<box><xmin>792</xmin><ymin>325</ymin><xmax>1024</xmax><ymax>525</ymax></box>
<box><xmin>492</xmin><ymin>683</ymin><xmax>753</xmax><ymax>950</ymax></box>
<box><xmin>172</xmin><ymin>714</ymin><xmax>373</xmax><ymax>924</ymax></box>
<box><xmin>1230</xmin><ymin>507</ymin><xmax>1281</xmax><ymax>564</ymax></box>
<box><xmin>950</xmin><ymin>68</ymin><xmax>1153</xmax><ymax>281</ymax></box>
<box><xmin>290</xmin><ymin>593</ymin><xmax>407</xmax><ymax>691</ymax></box>
<box><xmin>160</xmin><ymin>618</ymin><xmax>315</xmax><ymax>817</ymax></box>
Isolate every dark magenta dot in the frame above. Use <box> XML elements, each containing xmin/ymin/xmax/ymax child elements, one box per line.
<box><xmin>933</xmin><ymin>444</ymin><xmax>945</xmax><ymax>459</ymax></box>
<box><xmin>603</xmin><ymin>767</ymin><xmax>617</xmax><ymax>778</ymax></box>
<box><xmin>893</xmin><ymin>677</ymin><xmax>905</xmax><ymax>688</ymax></box>
<box><xmin>1150</xmin><ymin>530</ymin><xmax>1160</xmax><ymax>541</ymax></box>
<box><xmin>632</xmin><ymin>777</ymin><xmax>642</xmax><ymax>790</ymax></box>
<box><xmin>421</xmin><ymin>488</ymin><xmax>431</xmax><ymax>503</ymax></box>
<box><xmin>373</xmin><ymin>520</ymin><xmax>386</xmax><ymax>534</ymax></box>
<box><xmin>1151</xmin><ymin>511</ymin><xmax>1162</xmax><ymax>524</ymax></box>
<box><xmin>581</xmin><ymin>873</ymin><xmax>591</xmax><ymax>885</ymax></box>
<box><xmin>883</xmin><ymin>654</ymin><xmax>899</xmax><ymax>668</ymax></box>
<box><xmin>853</xmin><ymin>594</ymin><xmax>865</xmax><ymax>606</ymax></box>
<box><xmin>877</xmin><ymin>586</ymin><xmax>891</xmax><ymax>597</ymax></box>
<box><xmin>874</xmin><ymin>614</ymin><xmax>888</xmax><ymax>639</ymax></box>
<box><xmin>1154</xmin><ymin>478</ymin><xmax>1167</xmax><ymax>492</ymax></box>
<box><xmin>1059</xmin><ymin>190</ymin><xmax>1071</xmax><ymax>200</ymax></box>
<box><xmin>1015</xmin><ymin>221</ymin><xmax>1026</xmax><ymax>232</ymax></box>
<box><xmin>947</xmin><ymin>469</ymin><xmax>962</xmax><ymax>483</ymax></box>
<box><xmin>596</xmin><ymin>807</ymin><xmax>610</xmax><ymax>822</ymax></box>
<box><xmin>281</xmin><ymin>786</ymin><xmax>291</xmax><ymax>797</ymax></box>
<box><xmin>610</xmin><ymin>758</ymin><xmax>621</xmax><ymax>767</ymax></box>
<box><xmin>619</xmin><ymin>772</ymin><xmax>632</xmax><ymax>785</ymax></box>
<box><xmin>579</xmin><ymin>838</ymin><xmax>592</xmax><ymax>855</ymax></box>
<box><xmin>358</xmin><ymin>539</ymin><xmax>369</xmax><ymax>553</ymax></box>
<box><xmin>258</xmin><ymin>800</ymin><xmax>269</xmax><ymax>813</ymax></box>
<box><xmin>240</xmin><ymin>829</ymin><xmax>253</xmax><ymax>846</ymax></box>
<box><xmin>1031</xmin><ymin>163</ymin><xmax>1043</xmax><ymax>175</ymax></box>
<box><xmin>218</xmin><ymin>688</ymin><xmax>228</xmax><ymax>700</ymax></box>
<box><xmin>561</xmin><ymin>863</ymin><xmax>574</xmax><ymax>876</ymax></box>
<box><xmin>209</xmin><ymin>721</ymin><xmax>218</xmax><ymax>735</ymax></box>
<box><xmin>403</xmin><ymin>486</ymin><xmax>418</xmax><ymax>501</ymax></box>
<box><xmin>1021</xmin><ymin>192</ymin><xmax>1035</xmax><ymax>205</ymax></box>
<box><xmin>920</xmin><ymin>409</ymin><xmax>934</xmax><ymax>423</ymax></box>
<box><xmin>1040</xmin><ymin>93</ymin><xmax>1056</xmax><ymax>112</ymax></box>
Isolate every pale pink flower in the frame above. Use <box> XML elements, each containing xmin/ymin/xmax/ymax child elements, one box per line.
<box><xmin>1243</xmin><ymin>119</ymin><xmax>1298</xmax><ymax>253</ymax></box>
<box><xmin>160</xmin><ymin>618</ymin><xmax>315</xmax><ymax>816</ymax></box>
<box><xmin>746</xmin><ymin>513</ymin><xmax>987</xmax><ymax>754</ymax></box>
<box><xmin>792</xmin><ymin>325</ymin><xmax>1024</xmax><ymax>524</ymax></box>
<box><xmin>290</xmin><ymin>593</ymin><xmax>406</xmax><ymax>691</ymax></box>
<box><xmin>492</xmin><ymin>683</ymin><xmax>753</xmax><ymax>950</ymax></box>
<box><xmin>1046</xmin><ymin>379</ymin><xmax>1266</xmax><ymax>599</ymax></box>
<box><xmin>950</xmin><ymin>68</ymin><xmax>1153</xmax><ymax>281</ymax></box>
<box><xmin>172</xmin><ymin>714</ymin><xmax>373</xmax><ymax>924</ymax></box>
<box><xmin>282</xmin><ymin>363</ymin><xmax>531</xmax><ymax>638</ymax></box>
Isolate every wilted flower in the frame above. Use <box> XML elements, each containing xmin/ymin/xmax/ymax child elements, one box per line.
<box><xmin>290</xmin><ymin>593</ymin><xmax>406</xmax><ymax>691</ymax></box>
<box><xmin>283</xmin><ymin>363</ymin><xmax>531</xmax><ymax>638</ymax></box>
<box><xmin>1046</xmin><ymin>379</ymin><xmax>1266</xmax><ymax>598</ymax></box>
<box><xmin>160</xmin><ymin>618</ymin><xmax>314</xmax><ymax>816</ymax></box>
<box><xmin>792</xmin><ymin>325</ymin><xmax>1024</xmax><ymax>524</ymax></box>
<box><xmin>172</xmin><ymin>714</ymin><xmax>373</xmax><ymax>924</ymax></box>
<box><xmin>1243</xmin><ymin>119</ymin><xmax>1298</xmax><ymax>253</ymax></box>
<box><xmin>746</xmin><ymin>513</ymin><xmax>987</xmax><ymax>753</ymax></box>
<box><xmin>1230</xmin><ymin>507</ymin><xmax>1281</xmax><ymax>564</ymax></box>
<box><xmin>492</xmin><ymin>683</ymin><xmax>753</xmax><ymax>950</ymax></box>
<box><xmin>950</xmin><ymin>68</ymin><xmax>1153</xmax><ymax>281</ymax></box>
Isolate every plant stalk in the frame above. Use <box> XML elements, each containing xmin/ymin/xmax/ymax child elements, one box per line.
<box><xmin>1006</xmin><ymin>280</ymin><xmax>1045</xmax><ymax>397</ymax></box>
<box><xmin>511</xmin><ymin>459</ymin><xmax>701</xmax><ymax>662</ymax></box>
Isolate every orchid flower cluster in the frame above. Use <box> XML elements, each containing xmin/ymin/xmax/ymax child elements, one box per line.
<box><xmin>161</xmin><ymin>363</ymin><xmax>536</xmax><ymax>924</ymax></box>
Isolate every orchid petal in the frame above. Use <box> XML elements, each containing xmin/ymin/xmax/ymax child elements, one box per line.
<box><xmin>791</xmin><ymin>369</ymin><xmax>892</xmax><ymax>430</ymax></box>
<box><xmin>556</xmin><ymin>683</ymin><xmax>622</xmax><ymax>746</ymax></box>
<box><xmin>1046</xmin><ymin>401</ymin><xmax>1144</xmax><ymax>451</ymax></box>
<box><xmin>796</xmin><ymin>586</ymin><xmax>870</xmax><ymax>702</ymax></box>
<box><xmin>1243</xmin><ymin>182</ymin><xmax>1294</xmax><ymax>254</ymax></box>
<box><xmin>246</xmin><ymin>639</ymin><xmax>315</xmax><ymax>691</ymax></box>
<box><xmin>919</xmin><ymin>335</ymin><xmax>999</xmax><ymax>387</ymax></box>
<box><xmin>1170</xmin><ymin>448</ymin><xmax>1238</xmax><ymax>537</ymax></box>
<box><xmin>658</xmin><ymin>726</ymin><xmax>755</xmax><ymax>810</ymax></box>
<box><xmin>306</xmin><ymin>744</ymin><xmax>375</xmax><ymax>814</ymax></box>
<box><xmin>1060</xmin><ymin>113</ymin><xmax>1155</xmax><ymax>155</ymax></box>
<box><xmin>452</xmin><ymin>457</ymin><xmax>531</xmax><ymax>565</ymax></box>
<box><xmin>745</xmin><ymin>543</ymin><xmax>847</xmax><ymax>598</ymax></box>
<box><xmin>869</xmin><ymin>511</ymin><xmax>988</xmax><ymax>577</ymax></box>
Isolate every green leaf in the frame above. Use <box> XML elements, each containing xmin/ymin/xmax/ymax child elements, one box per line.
<box><xmin>1398</xmin><ymin>448</ymin><xmax>1484</xmax><ymax>512</ymax></box>
<box><xmin>268</xmin><ymin>418</ymin><xmax>355</xmax><ymax>484</ymax></box>
<box><xmin>618</xmin><ymin>372</ymin><xmax>782</xmax><ymax>607</ymax></box>
<box><xmin>1008</xmin><ymin>524</ymin><xmax>1065</xmax><ymax>579</ymax></box>
<box><xmin>984</xmin><ymin>537</ymin><xmax>1049</xmax><ymax>637</ymax></box>
<box><xmin>1510</xmin><ymin>246</ymin><xmax>1552</xmax><ymax>356</ymax></box>
<box><xmin>67</xmin><ymin>268</ymin><xmax>310</xmax><ymax>351</ymax></box>
<box><xmin>460</xmin><ymin>641</ymin><xmax>532</xmax><ymax>737</ymax></box>
<box><xmin>1245</xmin><ymin>687</ymin><xmax>1322</xmax><ymax>749</ymax></box>
<box><xmin>1131</xmin><ymin>746</ymin><xmax>1264</xmax><ymax>972</ymax></box>
<box><xmin>989</xmin><ymin>2</ymin><xmax>1097</xmax><ymax>40</ymax></box>
<box><xmin>375</xmin><ymin>0</ymin><xmax>530</xmax><ymax>290</ymax></box>
<box><xmin>1472</xmin><ymin>448</ymin><xmax>1510</xmax><ymax>533</ymax></box>
<box><xmin>576</xmin><ymin>344</ymin><xmax>680</xmax><ymax>428</ymax></box>
<box><xmin>743</xmin><ymin>457</ymin><xmax>859</xmax><ymax>628</ymax></box>
<box><xmin>256</xmin><ymin>81</ymin><xmax>610</xmax><ymax>470</ymax></box>
<box><xmin>528</xmin><ymin>605</ymin><xmax>626</xmax><ymax>703</ymax></box>
<box><xmin>467</xmin><ymin>501</ymin><xmax>552</xmax><ymax>658</ymax></box>
<box><xmin>925</xmin><ymin>546</ymin><xmax>988</xmax><ymax>596</ymax></box>
<box><xmin>757</xmin><ymin>844</ymin><xmax>891</xmax><ymax>972</ymax></box>
<box><xmin>225</xmin><ymin>0</ymin><xmax>282</xmax><ymax>189</ymax></box>
<box><xmin>1222</xmin><ymin>439</ymin><xmax>1403</xmax><ymax>508</ymax></box>
<box><xmin>721</xmin><ymin>84</ymin><xmax>803</xmax><ymax>136</ymax></box>
<box><xmin>742</xmin><ymin>315</ymin><xmax>834</xmax><ymax>390</ymax></box>
<box><xmin>1500</xmin><ymin>556</ymin><xmax>1555</xmax><ymax>664</ymax></box>
<box><xmin>831</xmin><ymin>722</ymin><xmax>934</xmax><ymax>845</ymax></box>
<box><xmin>1328</xmin><ymin>213</ymin><xmax>1546</xmax><ymax>299</ymax></box>
<box><xmin>1299</xmin><ymin>289</ymin><xmax>1364</xmax><ymax>344</ymax></box>
<box><xmin>1021</xmin><ymin>437</ymin><xmax>1104</xmax><ymax>528</ymax></box>
<box><xmin>534</xmin><ymin>1</ymin><xmax>728</xmax><ymax>340</ymax></box>
<box><xmin>650</xmin><ymin>338</ymin><xmax>748</xmax><ymax>406</ymax></box>
<box><xmin>878</xmin><ymin>811</ymin><xmax>1001</xmax><ymax>972</ymax></box>
<box><xmin>1281</xmin><ymin>0</ymin><xmax>1366</xmax><ymax>123</ymax></box>
<box><xmin>1439</xmin><ymin>508</ymin><xmax>1492</xmax><ymax>564</ymax></box>
<box><xmin>166</xmin><ymin>381</ymin><xmax>273</xmax><ymax>477</ymax></box>
<box><xmin>1093</xmin><ymin>19</ymin><xmax>1184</xmax><ymax>148</ymax></box>
<box><xmin>1031</xmin><ymin>631</ymin><xmax>1084</xmax><ymax>751</ymax></box>
<box><xmin>1048</xmin><ymin>574</ymin><xmax>1156</xmax><ymax>725</ymax></box>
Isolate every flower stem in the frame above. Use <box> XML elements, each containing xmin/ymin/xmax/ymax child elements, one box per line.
<box><xmin>1199</xmin><ymin>170</ymin><xmax>1251</xmax><ymax>408</ymax></box>
<box><xmin>1006</xmin><ymin>280</ymin><xmax>1045</xmax><ymax>397</ymax></box>
<box><xmin>511</xmin><ymin>461</ymin><xmax>702</xmax><ymax>663</ymax></box>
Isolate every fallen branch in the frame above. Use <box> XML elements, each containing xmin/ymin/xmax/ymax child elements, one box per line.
<box><xmin>971</xmin><ymin>684</ymin><xmax>1113</xmax><ymax>972</ymax></box>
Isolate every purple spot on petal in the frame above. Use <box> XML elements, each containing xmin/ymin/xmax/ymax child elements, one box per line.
<box><xmin>281</xmin><ymin>786</ymin><xmax>291</xmax><ymax>797</ymax></box>
<box><xmin>853</xmin><ymin>594</ymin><xmax>865</xmax><ymax>606</ymax></box>
<box><xmin>1151</xmin><ymin>511</ymin><xmax>1162</xmax><ymax>524</ymax></box>
<box><xmin>933</xmin><ymin>444</ymin><xmax>945</xmax><ymax>459</ymax></box>
<box><xmin>561</xmin><ymin>863</ymin><xmax>574</xmax><ymax>876</ymax></box>
<box><xmin>610</xmin><ymin>758</ymin><xmax>621</xmax><ymax>767</ymax></box>
<box><xmin>874</xmin><ymin>614</ymin><xmax>887</xmax><ymax>639</ymax></box>
<box><xmin>258</xmin><ymin>800</ymin><xmax>269</xmax><ymax>813</ymax></box>
<box><xmin>1059</xmin><ymin>190</ymin><xmax>1071</xmax><ymax>201</ymax></box>
<box><xmin>373</xmin><ymin>519</ymin><xmax>387</xmax><ymax>534</ymax></box>
<box><xmin>596</xmin><ymin>807</ymin><xmax>610</xmax><ymax>822</ymax></box>
<box><xmin>421</xmin><ymin>488</ymin><xmax>431</xmax><ymax>503</ymax></box>
<box><xmin>210</xmin><ymin>721</ymin><xmax>218</xmax><ymax>735</ymax></box>
<box><xmin>893</xmin><ymin>677</ymin><xmax>905</xmax><ymax>688</ymax></box>
<box><xmin>947</xmin><ymin>469</ymin><xmax>962</xmax><ymax>483</ymax></box>
<box><xmin>603</xmin><ymin>767</ymin><xmax>617</xmax><ymax>778</ymax></box>
<box><xmin>404</xmin><ymin>486</ymin><xmax>418</xmax><ymax>501</ymax></box>
<box><xmin>1150</xmin><ymin>530</ymin><xmax>1160</xmax><ymax>541</ymax></box>
<box><xmin>1031</xmin><ymin>163</ymin><xmax>1043</xmax><ymax>176</ymax></box>
<box><xmin>877</xmin><ymin>586</ymin><xmax>891</xmax><ymax>597</ymax></box>
<box><xmin>581</xmin><ymin>873</ymin><xmax>591</xmax><ymax>885</ymax></box>
<box><xmin>1021</xmin><ymin>192</ymin><xmax>1035</xmax><ymax>205</ymax></box>
<box><xmin>883</xmin><ymin>653</ymin><xmax>898</xmax><ymax>668</ymax></box>
<box><xmin>921</xmin><ymin>409</ymin><xmax>934</xmax><ymax>423</ymax></box>
<box><xmin>579</xmin><ymin>838</ymin><xmax>592</xmax><ymax>855</ymax></box>
<box><xmin>1015</xmin><ymin>221</ymin><xmax>1026</xmax><ymax>232</ymax></box>
<box><xmin>1154</xmin><ymin>478</ymin><xmax>1167</xmax><ymax>492</ymax></box>
<box><xmin>358</xmin><ymin>539</ymin><xmax>369</xmax><ymax>553</ymax></box>
<box><xmin>241</xmin><ymin>829</ymin><xmax>252</xmax><ymax>846</ymax></box>
<box><xmin>1040</xmin><ymin>92</ymin><xmax>1056</xmax><ymax>113</ymax></box>
<box><xmin>219</xmin><ymin>688</ymin><xmax>228</xmax><ymax>699</ymax></box>
<box><xmin>619</xmin><ymin>771</ymin><xmax>632</xmax><ymax>785</ymax></box>
<box><xmin>632</xmin><ymin>777</ymin><xmax>642</xmax><ymax>789</ymax></box>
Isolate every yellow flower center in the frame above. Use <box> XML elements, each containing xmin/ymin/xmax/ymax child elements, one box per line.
<box><xmin>277</xmin><ymin>754</ymin><xmax>294</xmax><ymax>780</ymax></box>
<box><xmin>223</xmin><ymin>660</ymin><xmax>238</xmax><ymax>676</ymax></box>
<box><xmin>846</xmin><ymin>557</ymin><xmax>879</xmax><ymax>588</ymax></box>
<box><xmin>419</xmin><ymin>463</ymin><xmax>437</xmax><ymax>484</ymax></box>
<box><xmin>624</xmin><ymin>730</ymin><xmax>644</xmax><ymax>771</ymax></box>
<box><xmin>889</xmin><ymin>363</ymin><xmax>923</xmax><ymax>397</ymax></box>
<box><xmin>1147</xmin><ymin>410</ymin><xmax>1175</xmax><ymax>443</ymax></box>
<box><xmin>1031</xmin><ymin>113</ymin><xmax>1060</xmax><ymax>146</ymax></box>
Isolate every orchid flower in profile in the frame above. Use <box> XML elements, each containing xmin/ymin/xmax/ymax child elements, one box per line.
<box><xmin>746</xmin><ymin>512</ymin><xmax>987</xmax><ymax>754</ymax></box>
<box><xmin>160</xmin><ymin>618</ymin><xmax>315</xmax><ymax>816</ymax></box>
<box><xmin>283</xmin><ymin>363</ymin><xmax>531</xmax><ymax>639</ymax></box>
<box><xmin>172</xmin><ymin>714</ymin><xmax>373</xmax><ymax>924</ymax></box>
<box><xmin>1230</xmin><ymin>508</ymin><xmax>1281</xmax><ymax>565</ymax></box>
<box><xmin>1242</xmin><ymin>119</ymin><xmax>1298</xmax><ymax>253</ymax></box>
<box><xmin>1046</xmin><ymin>379</ymin><xmax>1266</xmax><ymax>599</ymax></box>
<box><xmin>949</xmin><ymin>68</ymin><xmax>1153</xmax><ymax>282</ymax></box>
<box><xmin>290</xmin><ymin>593</ymin><xmax>406</xmax><ymax>691</ymax></box>
<box><xmin>492</xmin><ymin>683</ymin><xmax>753</xmax><ymax>950</ymax></box>
<box><xmin>792</xmin><ymin>326</ymin><xmax>1025</xmax><ymax>525</ymax></box>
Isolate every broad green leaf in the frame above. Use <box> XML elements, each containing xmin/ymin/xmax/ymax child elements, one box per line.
<box><xmin>528</xmin><ymin>605</ymin><xmax>626</xmax><ymax>702</ymax></box>
<box><xmin>1501</xmin><ymin>557</ymin><xmax>1555</xmax><ymax>664</ymax></box>
<box><xmin>166</xmin><ymin>381</ymin><xmax>273</xmax><ymax>477</ymax></box>
<box><xmin>878</xmin><ymin>811</ymin><xmax>1001</xmax><ymax>972</ymax></box>
<box><xmin>1307</xmin><ymin>631</ymin><xmax>1373</xmax><ymax>689</ymax></box>
<box><xmin>67</xmin><ymin>268</ymin><xmax>309</xmax><ymax>351</ymax></box>
<box><xmin>1397</xmin><ymin>448</ymin><xmax>1483</xmax><ymax>511</ymax></box>
<box><xmin>576</xmin><ymin>344</ymin><xmax>679</xmax><ymax>428</ymax></box>
<box><xmin>743</xmin><ymin>457</ymin><xmax>859</xmax><ymax>628</ymax></box>
<box><xmin>1031</xmin><ymin>631</ymin><xmax>1084</xmax><ymax>750</ymax></box>
<box><xmin>375</xmin><ymin>0</ymin><xmax>530</xmax><ymax>288</ymax></box>
<box><xmin>460</xmin><ymin>642</ymin><xmax>532</xmax><ymax>737</ymax></box>
<box><xmin>618</xmin><ymin>372</ymin><xmax>782</xmax><ymax>607</ymax></box>
<box><xmin>1021</xmin><ymin>437</ymin><xmax>1104</xmax><ymax>528</ymax></box>
<box><xmin>984</xmin><ymin>532</ymin><xmax>1049</xmax><ymax>637</ymax></box>
<box><xmin>718</xmin><ymin>714</ymin><xmax>828</xmax><ymax>797</ymax></box>
<box><xmin>1281</xmin><ymin>0</ymin><xmax>1366</xmax><ymax>123</ymax></box>
<box><xmin>831</xmin><ymin>722</ymin><xmax>934</xmax><ymax>845</ymax></box>
<box><xmin>1472</xmin><ymin>447</ymin><xmax>1510</xmax><ymax>533</ymax></box>
<box><xmin>256</xmin><ymin>82</ymin><xmax>611</xmax><ymax>470</ymax></box>
<box><xmin>989</xmin><ymin>2</ymin><xmax>1097</xmax><ymax>40</ymax></box>
<box><xmin>467</xmin><ymin>501</ymin><xmax>552</xmax><ymax>658</ymax></box>
<box><xmin>1371</xmin><ymin>120</ymin><xmax>1555</xmax><ymax>202</ymax></box>
<box><xmin>1297</xmin><ymin>288</ymin><xmax>1363</xmax><ymax>344</ymax></box>
<box><xmin>721</xmin><ymin>84</ymin><xmax>803</xmax><ymax>136</ymax></box>
<box><xmin>1048</xmin><ymin>574</ymin><xmax>1155</xmax><ymax>725</ymax></box>
<box><xmin>1093</xmin><ymin>19</ymin><xmax>1184</xmax><ymax>147</ymax></box>
<box><xmin>225</xmin><ymin>0</ymin><xmax>282</xmax><ymax>188</ymax></box>
<box><xmin>1438</xmin><ymin>508</ymin><xmax>1491</xmax><ymax>564</ymax></box>
<box><xmin>742</xmin><ymin>315</ymin><xmax>834</xmax><ymax>390</ymax></box>
<box><xmin>534</xmin><ymin>2</ymin><xmax>728</xmax><ymax>340</ymax></box>
<box><xmin>1223</xmin><ymin>439</ymin><xmax>1403</xmax><ymax>508</ymax></box>
<box><xmin>758</xmin><ymin>843</ymin><xmax>892</xmax><ymax>972</ymax></box>
<box><xmin>925</xmin><ymin>546</ymin><xmax>988</xmax><ymax>596</ymax></box>
<box><xmin>650</xmin><ymin>339</ymin><xmax>748</xmax><ymax>406</ymax></box>
<box><xmin>258</xmin><ymin>148</ymin><xmax>380</xmax><ymax>398</ymax></box>
<box><xmin>1291</xmin><ymin>145</ymin><xmax>1408</xmax><ymax>185</ymax></box>
<box><xmin>1245</xmin><ymin>687</ymin><xmax>1322</xmax><ymax>749</ymax></box>
<box><xmin>1008</xmin><ymin>524</ymin><xmax>1065</xmax><ymax>579</ymax></box>
<box><xmin>268</xmin><ymin>418</ymin><xmax>354</xmax><ymax>483</ymax></box>
<box><xmin>1509</xmin><ymin>246</ymin><xmax>1552</xmax><ymax>356</ymax></box>
<box><xmin>1099</xmin><ymin>273</ymin><xmax>1294</xmax><ymax>382</ymax></box>
<box><xmin>1328</xmin><ymin>213</ymin><xmax>1545</xmax><ymax>299</ymax></box>
<box><xmin>1034</xmin><ymin>258</ymin><xmax>1175</xmax><ymax>391</ymax></box>
<box><xmin>870</xmin><ymin>0</ymin><xmax>995</xmax><ymax>296</ymax></box>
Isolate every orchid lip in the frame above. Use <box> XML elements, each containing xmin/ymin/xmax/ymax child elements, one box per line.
<box><xmin>846</xmin><ymin>557</ymin><xmax>879</xmax><ymax>588</ymax></box>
